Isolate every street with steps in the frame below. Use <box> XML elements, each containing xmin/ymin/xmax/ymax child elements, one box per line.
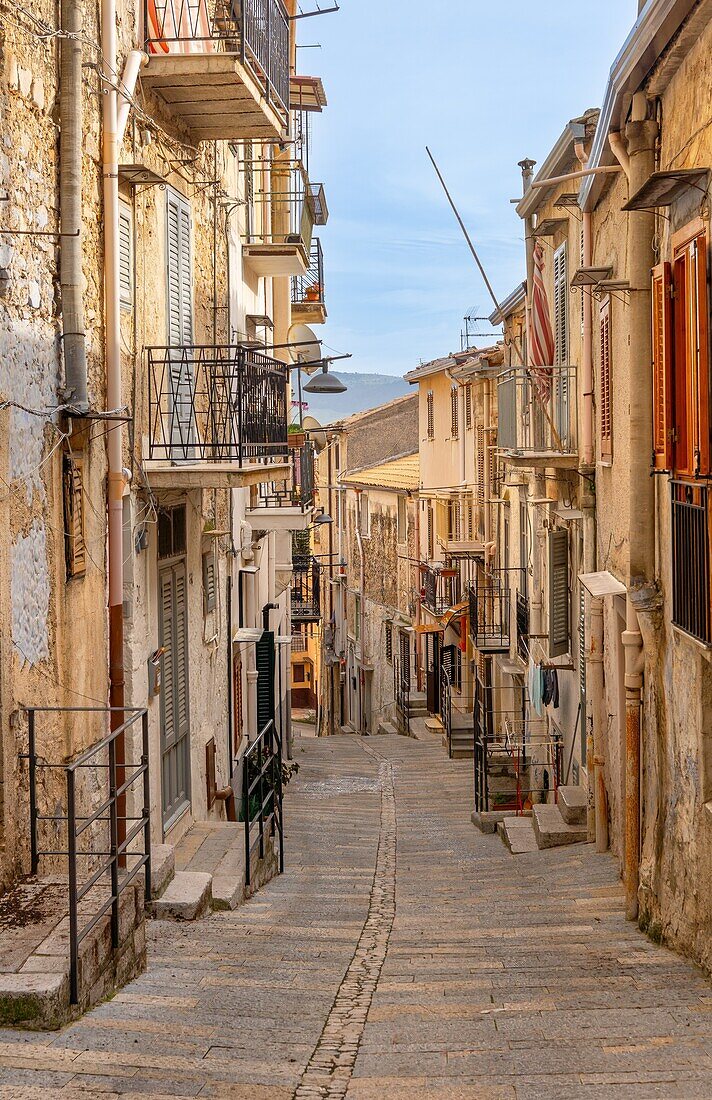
<box><xmin>2</xmin><ymin>732</ymin><xmax>712</xmax><ymax>1098</ymax></box>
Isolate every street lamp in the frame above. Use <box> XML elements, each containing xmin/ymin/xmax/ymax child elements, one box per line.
<box><xmin>303</xmin><ymin>361</ymin><xmax>347</xmax><ymax>394</ymax></box>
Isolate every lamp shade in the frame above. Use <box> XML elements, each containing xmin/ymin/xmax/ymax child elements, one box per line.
<box><xmin>303</xmin><ymin>363</ymin><xmax>348</xmax><ymax>394</ymax></box>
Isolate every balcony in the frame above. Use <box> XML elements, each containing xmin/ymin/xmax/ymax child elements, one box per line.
<box><xmin>243</xmin><ymin>159</ymin><xmax>315</xmax><ymax>276</ymax></box>
<box><xmin>141</xmin><ymin>0</ymin><xmax>290</xmax><ymax>142</ymax></box>
<box><xmin>292</xmin><ymin>555</ymin><xmax>321</xmax><ymax>623</ymax></box>
<box><xmin>144</xmin><ymin>344</ymin><xmax>290</xmax><ymax>489</ymax></box>
<box><xmin>291</xmin><ymin>239</ymin><xmax>326</xmax><ymax>325</ymax></box>
<box><xmin>421</xmin><ymin>564</ymin><xmax>461</xmax><ymax>617</ymax></box>
<box><xmin>246</xmin><ymin>441</ymin><xmax>315</xmax><ymax>532</ymax></box>
<box><xmin>497</xmin><ymin>365</ymin><xmax>578</xmax><ymax>467</ymax></box>
<box><xmin>516</xmin><ymin>589</ymin><xmax>530</xmax><ymax>662</ymax></box>
<box><xmin>468</xmin><ymin>571</ymin><xmax>510</xmax><ymax>653</ymax></box>
<box><xmin>671</xmin><ymin>480</ymin><xmax>712</xmax><ymax>645</ymax></box>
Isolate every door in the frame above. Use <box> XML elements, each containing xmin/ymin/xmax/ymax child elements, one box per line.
<box><xmin>166</xmin><ymin>189</ymin><xmax>195</xmax><ymax>460</ymax></box>
<box><xmin>159</xmin><ymin>561</ymin><xmax>191</xmax><ymax>828</ymax></box>
<box><xmin>426</xmin><ymin>633</ymin><xmax>441</xmax><ymax>715</ymax></box>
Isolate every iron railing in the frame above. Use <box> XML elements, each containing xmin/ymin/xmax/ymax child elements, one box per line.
<box><xmin>421</xmin><ymin>564</ymin><xmax>460</xmax><ymax>615</ymax></box>
<box><xmin>671</xmin><ymin>480</ymin><xmax>711</xmax><ymax>644</ymax></box>
<box><xmin>245</xmin><ymin>158</ymin><xmax>314</xmax><ymax>256</ymax></box>
<box><xmin>242</xmin><ymin>719</ymin><xmax>284</xmax><ymax>887</ymax></box>
<box><xmin>291</xmin><ymin>239</ymin><xmax>325</xmax><ymax>312</ymax></box>
<box><xmin>147</xmin><ymin>344</ymin><xmax>288</xmax><ymax>465</ymax></box>
<box><xmin>21</xmin><ymin>707</ymin><xmax>151</xmax><ymax>1005</ymax></box>
<box><xmin>292</xmin><ymin>555</ymin><xmax>321</xmax><ymax>622</ymax></box>
<box><xmin>393</xmin><ymin>655</ymin><xmax>410</xmax><ymax>737</ymax></box>
<box><xmin>516</xmin><ymin>589</ymin><xmax>530</xmax><ymax>662</ymax></box>
<box><xmin>144</xmin><ymin>0</ymin><xmax>290</xmax><ymax>115</ymax></box>
<box><xmin>468</xmin><ymin>573</ymin><xmax>510</xmax><ymax>652</ymax></box>
<box><xmin>441</xmin><ymin>664</ymin><xmax>453</xmax><ymax>757</ymax></box>
<box><xmin>498</xmin><ymin>366</ymin><xmax>577</xmax><ymax>457</ymax></box>
<box><xmin>257</xmin><ymin>441</ymin><xmax>315</xmax><ymax>510</ymax></box>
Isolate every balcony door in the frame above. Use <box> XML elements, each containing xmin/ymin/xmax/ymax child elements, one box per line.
<box><xmin>166</xmin><ymin>189</ymin><xmax>195</xmax><ymax>461</ymax></box>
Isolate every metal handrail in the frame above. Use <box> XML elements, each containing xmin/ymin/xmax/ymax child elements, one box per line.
<box><xmin>421</xmin><ymin>563</ymin><xmax>460</xmax><ymax>615</ymax></box>
<box><xmin>393</xmin><ymin>655</ymin><xmax>410</xmax><ymax>737</ymax></box>
<box><xmin>497</xmin><ymin>364</ymin><xmax>577</xmax><ymax>456</ymax></box>
<box><xmin>257</xmin><ymin>440</ymin><xmax>315</xmax><ymax>510</ymax></box>
<box><xmin>468</xmin><ymin>574</ymin><xmax>510</xmax><ymax>652</ymax></box>
<box><xmin>21</xmin><ymin>706</ymin><xmax>151</xmax><ymax>1005</ymax></box>
<box><xmin>291</xmin><ymin>554</ymin><xmax>321</xmax><ymax>621</ymax></box>
<box><xmin>441</xmin><ymin>665</ymin><xmax>453</xmax><ymax>758</ymax></box>
<box><xmin>242</xmin><ymin>719</ymin><xmax>284</xmax><ymax>887</ymax></box>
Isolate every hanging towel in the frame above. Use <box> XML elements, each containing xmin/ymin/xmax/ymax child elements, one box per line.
<box><xmin>531</xmin><ymin>662</ymin><xmax>544</xmax><ymax>717</ymax></box>
<box><xmin>550</xmin><ymin>668</ymin><xmax>560</xmax><ymax>709</ymax></box>
<box><xmin>527</xmin><ymin>657</ymin><xmax>536</xmax><ymax>704</ymax></box>
<box><xmin>542</xmin><ymin>668</ymin><xmax>553</xmax><ymax>707</ymax></box>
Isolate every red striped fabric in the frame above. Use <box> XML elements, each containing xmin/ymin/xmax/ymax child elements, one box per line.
<box><xmin>530</xmin><ymin>242</ymin><xmax>555</xmax><ymax>402</ymax></box>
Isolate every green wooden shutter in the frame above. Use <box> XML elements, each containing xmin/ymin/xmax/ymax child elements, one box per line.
<box><xmin>548</xmin><ymin>529</ymin><xmax>569</xmax><ymax>658</ymax></box>
<box><xmin>256</xmin><ymin>630</ymin><xmax>276</xmax><ymax>732</ymax></box>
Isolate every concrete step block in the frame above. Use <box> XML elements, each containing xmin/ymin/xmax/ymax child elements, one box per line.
<box><xmin>558</xmin><ymin>784</ymin><xmax>587</xmax><ymax>826</ymax></box>
<box><xmin>151</xmin><ymin>871</ymin><xmax>212</xmax><ymax>921</ymax></box>
<box><xmin>212</xmin><ymin>876</ymin><xmax>243</xmax><ymax>911</ymax></box>
<box><xmin>150</xmin><ymin>843</ymin><xmax>175</xmax><ymax>898</ymax></box>
<box><xmin>498</xmin><ymin>816</ymin><xmax>539</xmax><ymax>855</ymax></box>
<box><xmin>532</xmin><ymin>803</ymin><xmax>588</xmax><ymax>849</ymax></box>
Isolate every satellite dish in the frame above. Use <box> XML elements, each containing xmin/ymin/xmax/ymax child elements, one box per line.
<box><xmin>303</xmin><ymin>415</ymin><xmax>327</xmax><ymax>453</ymax></box>
<box><xmin>288</xmin><ymin>323</ymin><xmax>322</xmax><ymax>370</ymax></box>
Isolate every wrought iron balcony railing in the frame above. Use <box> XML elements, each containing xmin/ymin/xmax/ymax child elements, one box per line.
<box><xmin>291</xmin><ymin>239</ymin><xmax>325</xmax><ymax>314</ymax></box>
<box><xmin>256</xmin><ymin>441</ymin><xmax>315</xmax><ymax>510</ymax></box>
<box><xmin>468</xmin><ymin>572</ymin><xmax>510</xmax><ymax>653</ymax></box>
<box><xmin>498</xmin><ymin>365</ymin><xmax>577</xmax><ymax>459</ymax></box>
<box><xmin>516</xmin><ymin>589</ymin><xmax>530</xmax><ymax>662</ymax></box>
<box><xmin>245</xmin><ymin>158</ymin><xmax>315</xmax><ymax>257</ymax></box>
<box><xmin>421</xmin><ymin>564</ymin><xmax>460</xmax><ymax>616</ymax></box>
<box><xmin>147</xmin><ymin>345</ymin><xmax>288</xmax><ymax>465</ymax></box>
<box><xmin>144</xmin><ymin>0</ymin><xmax>290</xmax><ymax>114</ymax></box>
<box><xmin>292</xmin><ymin>555</ymin><xmax>321</xmax><ymax>623</ymax></box>
<box><xmin>671</xmin><ymin>479</ymin><xmax>711</xmax><ymax>644</ymax></box>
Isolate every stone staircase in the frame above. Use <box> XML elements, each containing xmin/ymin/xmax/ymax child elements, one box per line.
<box><xmin>497</xmin><ymin>785</ymin><xmax>589</xmax><ymax>855</ymax></box>
<box><xmin>406</xmin><ymin>692</ymin><xmax>428</xmax><ymax>719</ymax></box>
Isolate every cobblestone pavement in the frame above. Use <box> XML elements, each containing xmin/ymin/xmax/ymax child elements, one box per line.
<box><xmin>2</xmin><ymin>733</ymin><xmax>712</xmax><ymax>1099</ymax></box>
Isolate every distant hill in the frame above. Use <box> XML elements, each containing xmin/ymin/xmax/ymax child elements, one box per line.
<box><xmin>295</xmin><ymin>372</ymin><xmax>410</xmax><ymax>426</ymax></box>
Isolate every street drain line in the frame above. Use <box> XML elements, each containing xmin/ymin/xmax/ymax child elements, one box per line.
<box><xmin>293</xmin><ymin>755</ymin><xmax>396</xmax><ymax>1100</ymax></box>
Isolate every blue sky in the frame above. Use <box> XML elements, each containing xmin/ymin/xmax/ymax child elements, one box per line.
<box><xmin>305</xmin><ymin>1</ymin><xmax>637</xmax><ymax>377</ymax></box>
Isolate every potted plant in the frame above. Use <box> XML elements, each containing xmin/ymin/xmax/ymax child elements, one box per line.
<box><xmin>305</xmin><ymin>283</ymin><xmax>322</xmax><ymax>303</ymax></box>
<box><xmin>288</xmin><ymin>423</ymin><xmax>307</xmax><ymax>448</ymax></box>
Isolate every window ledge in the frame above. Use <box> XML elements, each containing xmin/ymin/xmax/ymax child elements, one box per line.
<box><xmin>671</xmin><ymin>623</ymin><xmax>712</xmax><ymax>660</ymax></box>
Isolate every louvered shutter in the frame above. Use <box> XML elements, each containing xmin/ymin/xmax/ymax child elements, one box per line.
<box><xmin>652</xmin><ymin>262</ymin><xmax>673</xmax><ymax>471</ymax></box>
<box><xmin>554</xmin><ymin>243</ymin><xmax>568</xmax><ymax>366</ymax></box>
<box><xmin>578</xmin><ymin>586</ymin><xmax>587</xmax><ymax>765</ymax></box>
<box><xmin>166</xmin><ymin>191</ymin><xmax>194</xmax><ymax>458</ymax></box>
<box><xmin>487</xmin><ymin>428</ymin><xmax>496</xmax><ymax>500</ymax></box>
<box><xmin>202</xmin><ymin>550</ymin><xmax>216</xmax><ymax>613</ymax></box>
<box><xmin>256</xmin><ymin>630</ymin><xmax>276</xmax><ymax>732</ymax></box>
<box><xmin>476</xmin><ymin>426</ymin><xmax>485</xmax><ymax>507</ymax></box>
<box><xmin>548</xmin><ymin>529</ymin><xmax>570</xmax><ymax>658</ymax></box>
<box><xmin>599</xmin><ymin>298</ymin><xmax>612</xmax><ymax>459</ymax></box>
<box><xmin>427</xmin><ymin>392</ymin><xmax>434</xmax><ymax>439</ymax></box>
<box><xmin>119</xmin><ymin>202</ymin><xmax>132</xmax><ymax>310</ymax></box>
<box><xmin>451</xmin><ymin>387</ymin><xmax>459</xmax><ymax>439</ymax></box>
<box><xmin>62</xmin><ymin>454</ymin><xmax>86</xmax><ymax>578</ymax></box>
<box><xmin>174</xmin><ymin>563</ymin><xmax>190</xmax><ymax>750</ymax></box>
<box><xmin>159</xmin><ymin>571</ymin><xmax>176</xmax><ymax>751</ymax></box>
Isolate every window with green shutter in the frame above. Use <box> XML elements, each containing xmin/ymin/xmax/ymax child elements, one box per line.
<box><xmin>548</xmin><ymin>528</ymin><xmax>570</xmax><ymax>658</ymax></box>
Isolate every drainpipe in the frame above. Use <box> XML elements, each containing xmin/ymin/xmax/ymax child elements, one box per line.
<box><xmin>60</xmin><ymin>0</ymin><xmax>88</xmax><ymax>413</ymax></box>
<box><xmin>355</xmin><ymin>519</ymin><xmax>366</xmax><ymax>735</ymax></box>
<box><xmin>622</xmin><ymin>92</ymin><xmax>658</xmax><ymax>922</ymax></box>
<box><xmin>589</xmin><ymin>595</ymin><xmax>608</xmax><ymax>852</ymax></box>
<box><xmin>116</xmin><ymin>51</ymin><xmax>148</xmax><ymax>145</ymax></box>
<box><xmin>483</xmin><ymin>378</ymin><xmax>492</xmax><ymax>545</ymax></box>
<box><xmin>413</xmin><ymin>491</ymin><xmax>422</xmax><ymax>692</ymax></box>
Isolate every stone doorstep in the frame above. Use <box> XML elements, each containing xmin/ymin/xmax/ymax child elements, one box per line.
<box><xmin>558</xmin><ymin>783</ymin><xmax>588</xmax><ymax>826</ymax></box>
<box><xmin>471</xmin><ymin>808</ymin><xmax>532</xmax><ymax>835</ymax></box>
<box><xmin>151</xmin><ymin>871</ymin><xmax>212</xmax><ymax>921</ymax></box>
<box><xmin>212</xmin><ymin>876</ymin><xmax>244</xmax><ymax>911</ymax></box>
<box><xmin>532</xmin><ymin>802</ymin><xmax>589</xmax><ymax>849</ymax></box>
<box><xmin>150</xmin><ymin>843</ymin><xmax>176</xmax><ymax>898</ymax></box>
<box><xmin>498</xmin><ymin>816</ymin><xmax>539</xmax><ymax>855</ymax></box>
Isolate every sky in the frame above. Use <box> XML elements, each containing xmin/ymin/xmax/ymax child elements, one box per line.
<box><xmin>303</xmin><ymin>0</ymin><xmax>637</xmax><ymax>378</ymax></box>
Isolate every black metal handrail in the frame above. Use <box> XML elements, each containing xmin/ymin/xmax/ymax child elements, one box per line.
<box><xmin>671</xmin><ymin>479</ymin><xmax>711</xmax><ymax>644</ymax></box>
<box><xmin>421</xmin><ymin>564</ymin><xmax>460</xmax><ymax>616</ymax></box>
<box><xmin>242</xmin><ymin>719</ymin><xmax>284</xmax><ymax>887</ymax></box>
<box><xmin>257</xmin><ymin>441</ymin><xmax>315</xmax><ymax>510</ymax></box>
<box><xmin>292</xmin><ymin>554</ymin><xmax>321</xmax><ymax>622</ymax></box>
<box><xmin>441</xmin><ymin>664</ymin><xmax>453</xmax><ymax>758</ymax></box>
<box><xmin>291</xmin><ymin>239</ymin><xmax>325</xmax><ymax>310</ymax></box>
<box><xmin>21</xmin><ymin>707</ymin><xmax>151</xmax><ymax>1005</ymax></box>
<box><xmin>393</xmin><ymin>655</ymin><xmax>410</xmax><ymax>737</ymax></box>
<box><xmin>144</xmin><ymin>0</ymin><xmax>290</xmax><ymax>115</ymax></box>
<box><xmin>468</xmin><ymin>573</ymin><xmax>510</xmax><ymax>652</ymax></box>
<box><xmin>147</xmin><ymin>344</ymin><xmax>288</xmax><ymax>465</ymax></box>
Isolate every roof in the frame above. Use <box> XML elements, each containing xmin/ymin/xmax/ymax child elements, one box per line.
<box><xmin>404</xmin><ymin>348</ymin><xmax>494</xmax><ymax>386</ymax></box>
<box><xmin>489</xmin><ymin>282</ymin><xmax>527</xmax><ymax>326</ymax></box>
<box><xmin>342</xmin><ymin>452</ymin><xmax>420</xmax><ymax>492</ymax></box>
<box><xmin>326</xmin><ymin>392</ymin><xmax>416</xmax><ymax>431</ymax></box>
<box><xmin>515</xmin><ymin>110</ymin><xmax>599</xmax><ymax>220</ymax></box>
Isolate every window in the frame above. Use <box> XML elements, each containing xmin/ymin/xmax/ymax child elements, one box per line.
<box><xmin>548</xmin><ymin>528</ymin><xmax>570</xmax><ymax>658</ymax></box>
<box><xmin>599</xmin><ymin>298</ymin><xmax>612</xmax><ymax>460</ymax></box>
<box><xmin>652</xmin><ymin>222</ymin><xmax>710</xmax><ymax>478</ymax></box>
<box><xmin>354</xmin><ymin>594</ymin><xmax>361</xmax><ymax>640</ymax></box>
<box><xmin>202</xmin><ymin>549</ymin><xmax>216</xmax><ymax>614</ymax></box>
<box><xmin>334</xmin><ymin>441</ymin><xmax>341</xmax><ymax>471</ymax></box>
<box><xmin>477</xmin><ymin>426</ymin><xmax>485</xmax><ymax>507</ymax></box>
<box><xmin>166</xmin><ymin>189</ymin><xmax>193</xmax><ymax>346</ymax></box>
<box><xmin>427</xmin><ymin>503</ymin><xmax>434</xmax><ymax>560</ymax></box>
<box><xmin>63</xmin><ymin>453</ymin><xmax>86</xmax><ymax>579</ymax></box>
<box><xmin>467</xmin><ymin>500</ymin><xmax>474</xmax><ymax>541</ymax></box>
<box><xmin>385</xmin><ymin>623</ymin><xmax>393</xmax><ymax>662</ymax></box>
<box><xmin>426</xmin><ymin>391</ymin><xmax>434</xmax><ymax>440</ymax></box>
<box><xmin>359</xmin><ymin>492</ymin><xmax>370</xmax><ymax>536</ymax></box>
<box><xmin>397</xmin><ymin>495</ymin><xmax>407</xmax><ymax>542</ymax></box>
<box><xmin>293</xmin><ymin>662</ymin><xmax>306</xmax><ymax>684</ymax></box>
<box><xmin>158</xmin><ymin>505</ymin><xmax>187</xmax><ymax>559</ymax></box>
<box><xmin>119</xmin><ymin>201</ymin><xmax>133</xmax><ymax>311</ymax></box>
<box><xmin>553</xmin><ymin>242</ymin><xmax>568</xmax><ymax>366</ymax></box>
<box><xmin>450</xmin><ymin>386</ymin><xmax>459</xmax><ymax>439</ymax></box>
<box><xmin>448</xmin><ymin>499</ymin><xmax>460</xmax><ymax>542</ymax></box>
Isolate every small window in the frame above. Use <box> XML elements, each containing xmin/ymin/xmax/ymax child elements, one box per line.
<box><xmin>293</xmin><ymin>662</ymin><xmax>306</xmax><ymax>684</ymax></box>
<box><xmin>354</xmin><ymin>594</ymin><xmax>361</xmax><ymax>640</ymax></box>
<box><xmin>158</xmin><ymin>505</ymin><xmax>187</xmax><ymax>559</ymax></box>
<box><xmin>359</xmin><ymin>492</ymin><xmax>370</xmax><ymax>536</ymax></box>
<box><xmin>426</xmin><ymin>391</ymin><xmax>435</xmax><ymax>440</ymax></box>
<box><xmin>448</xmin><ymin>499</ymin><xmax>460</xmax><ymax>542</ymax></box>
<box><xmin>385</xmin><ymin>623</ymin><xmax>393</xmax><ymax>662</ymax></box>
<box><xmin>202</xmin><ymin>549</ymin><xmax>216</xmax><ymax>614</ymax></box>
<box><xmin>119</xmin><ymin>201</ymin><xmax>133</xmax><ymax>311</ymax></box>
<box><xmin>451</xmin><ymin>386</ymin><xmax>459</xmax><ymax>439</ymax></box>
<box><xmin>465</xmin><ymin>385</ymin><xmax>472</xmax><ymax>431</ymax></box>
<box><xmin>63</xmin><ymin>453</ymin><xmax>86</xmax><ymax>579</ymax></box>
<box><xmin>397</xmin><ymin>495</ymin><xmax>407</xmax><ymax>542</ymax></box>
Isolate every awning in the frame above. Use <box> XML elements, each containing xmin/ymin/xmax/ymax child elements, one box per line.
<box><xmin>579</xmin><ymin>570</ymin><xmax>626</xmax><ymax>598</ymax></box>
<box><xmin>416</xmin><ymin>624</ymin><xmax>445</xmax><ymax>635</ymax></box>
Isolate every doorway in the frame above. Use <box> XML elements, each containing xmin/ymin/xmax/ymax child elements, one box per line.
<box><xmin>159</xmin><ymin>559</ymin><xmax>191</xmax><ymax>830</ymax></box>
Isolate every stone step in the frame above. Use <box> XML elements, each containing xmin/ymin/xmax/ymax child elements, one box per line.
<box><xmin>377</xmin><ymin>719</ymin><xmax>398</xmax><ymax>736</ymax></box>
<box><xmin>558</xmin><ymin>784</ymin><xmax>587</xmax><ymax>826</ymax></box>
<box><xmin>532</xmin><ymin>803</ymin><xmax>588</xmax><ymax>849</ymax></box>
<box><xmin>151</xmin><ymin>871</ymin><xmax>212</xmax><ymax>921</ymax></box>
<box><xmin>212</xmin><ymin>876</ymin><xmax>243</xmax><ymax>911</ymax></box>
<box><xmin>150</xmin><ymin>843</ymin><xmax>175</xmax><ymax>898</ymax></box>
<box><xmin>498</xmin><ymin>815</ymin><xmax>538</xmax><ymax>855</ymax></box>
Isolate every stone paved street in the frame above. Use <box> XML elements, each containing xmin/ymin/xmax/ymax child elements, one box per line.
<box><xmin>2</xmin><ymin>733</ymin><xmax>712</xmax><ymax>1098</ymax></box>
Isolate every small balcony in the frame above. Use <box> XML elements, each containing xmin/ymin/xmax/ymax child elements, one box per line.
<box><xmin>243</xmin><ymin>160</ymin><xmax>315</xmax><ymax>276</ymax></box>
<box><xmin>291</xmin><ymin>239</ymin><xmax>326</xmax><ymax>325</ymax></box>
<box><xmin>246</xmin><ymin>441</ymin><xmax>316</xmax><ymax>532</ymax></box>
<box><xmin>420</xmin><ymin>564</ymin><xmax>461</xmax><ymax>616</ymax></box>
<box><xmin>144</xmin><ymin>344</ymin><xmax>290</xmax><ymax>489</ymax></box>
<box><xmin>497</xmin><ymin>365</ymin><xmax>578</xmax><ymax>467</ymax></box>
<box><xmin>468</xmin><ymin>571</ymin><xmax>510</xmax><ymax>653</ymax></box>
<box><xmin>141</xmin><ymin>0</ymin><xmax>290</xmax><ymax>142</ymax></box>
<box><xmin>292</xmin><ymin>555</ymin><xmax>321</xmax><ymax>623</ymax></box>
<box><xmin>671</xmin><ymin>480</ymin><xmax>712</xmax><ymax>645</ymax></box>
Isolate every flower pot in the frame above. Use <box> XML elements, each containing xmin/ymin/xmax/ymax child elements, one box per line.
<box><xmin>305</xmin><ymin>285</ymin><xmax>321</xmax><ymax>302</ymax></box>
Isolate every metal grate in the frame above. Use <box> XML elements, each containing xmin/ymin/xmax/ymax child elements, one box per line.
<box><xmin>671</xmin><ymin>480</ymin><xmax>711</xmax><ymax>644</ymax></box>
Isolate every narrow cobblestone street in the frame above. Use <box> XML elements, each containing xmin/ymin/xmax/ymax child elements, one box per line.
<box><xmin>2</xmin><ymin>733</ymin><xmax>712</xmax><ymax>1099</ymax></box>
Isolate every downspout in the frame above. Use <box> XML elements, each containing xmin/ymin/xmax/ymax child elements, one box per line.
<box><xmin>355</xmin><ymin>519</ymin><xmax>366</xmax><ymax>735</ymax></box>
<box><xmin>622</xmin><ymin>91</ymin><xmax>658</xmax><ymax>922</ymax></box>
<box><xmin>589</xmin><ymin>595</ymin><xmax>608</xmax><ymax>852</ymax></box>
<box><xmin>116</xmin><ymin>50</ymin><xmax>148</xmax><ymax>144</ymax></box>
<box><xmin>60</xmin><ymin>0</ymin><xmax>88</xmax><ymax>413</ymax></box>
<box><xmin>483</xmin><ymin>378</ymin><xmax>492</xmax><ymax>546</ymax></box>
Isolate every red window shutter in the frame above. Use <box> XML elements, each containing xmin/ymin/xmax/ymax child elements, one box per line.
<box><xmin>599</xmin><ymin>299</ymin><xmax>612</xmax><ymax>459</ymax></box>
<box><xmin>652</xmin><ymin>262</ymin><xmax>673</xmax><ymax>471</ymax></box>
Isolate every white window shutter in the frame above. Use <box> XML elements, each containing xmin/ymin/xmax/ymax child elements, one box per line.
<box><xmin>119</xmin><ymin>202</ymin><xmax>132</xmax><ymax>310</ymax></box>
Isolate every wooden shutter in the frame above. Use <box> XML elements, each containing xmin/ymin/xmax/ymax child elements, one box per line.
<box><xmin>119</xmin><ymin>202</ymin><xmax>132</xmax><ymax>310</ymax></box>
<box><xmin>385</xmin><ymin>623</ymin><xmax>392</xmax><ymax>662</ymax></box>
<box><xmin>427</xmin><ymin>504</ymin><xmax>434</xmax><ymax>560</ymax></box>
<box><xmin>599</xmin><ymin>298</ymin><xmax>612</xmax><ymax>459</ymax></box>
<box><xmin>167</xmin><ymin>190</ymin><xmax>193</xmax><ymax>345</ymax></box>
<box><xmin>652</xmin><ymin>262</ymin><xmax>673</xmax><ymax>471</ymax></box>
<box><xmin>451</xmin><ymin>387</ymin><xmax>459</xmax><ymax>439</ymax></box>
<box><xmin>174</xmin><ymin>563</ymin><xmax>190</xmax><ymax>748</ymax></box>
<box><xmin>548</xmin><ymin>528</ymin><xmax>570</xmax><ymax>658</ymax></box>
<box><xmin>476</xmin><ymin>426</ymin><xmax>485</xmax><ymax>506</ymax></box>
<box><xmin>205</xmin><ymin>738</ymin><xmax>217</xmax><ymax>809</ymax></box>
<box><xmin>465</xmin><ymin>385</ymin><xmax>472</xmax><ymax>430</ymax></box>
<box><xmin>62</xmin><ymin>454</ymin><xmax>86</xmax><ymax>578</ymax></box>
<box><xmin>554</xmin><ymin>243</ymin><xmax>568</xmax><ymax>366</ymax></box>
<box><xmin>427</xmin><ymin>391</ymin><xmax>434</xmax><ymax>439</ymax></box>
<box><xmin>256</xmin><ymin>630</ymin><xmax>276</xmax><ymax>732</ymax></box>
<box><xmin>202</xmin><ymin>550</ymin><xmax>216</xmax><ymax>613</ymax></box>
